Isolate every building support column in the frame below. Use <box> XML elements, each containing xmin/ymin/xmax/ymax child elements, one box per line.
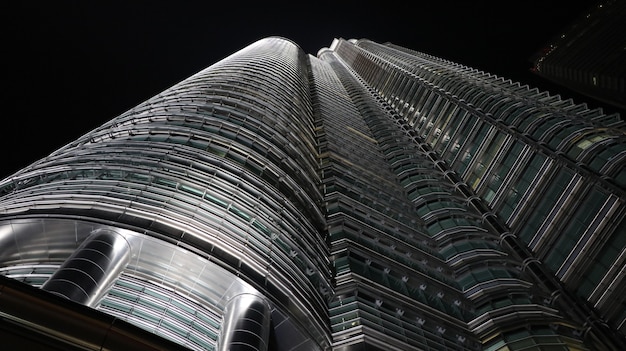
<box><xmin>42</xmin><ymin>229</ymin><xmax>131</xmax><ymax>307</ymax></box>
<box><xmin>219</xmin><ymin>293</ymin><xmax>272</xmax><ymax>351</ymax></box>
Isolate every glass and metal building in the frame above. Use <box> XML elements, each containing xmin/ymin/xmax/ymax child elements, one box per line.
<box><xmin>0</xmin><ymin>37</ymin><xmax>624</xmax><ymax>351</ymax></box>
<box><xmin>530</xmin><ymin>0</ymin><xmax>626</xmax><ymax>112</ymax></box>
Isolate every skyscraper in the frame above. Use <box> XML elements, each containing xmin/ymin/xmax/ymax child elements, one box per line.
<box><xmin>530</xmin><ymin>0</ymin><xmax>626</xmax><ymax>112</ymax></box>
<box><xmin>0</xmin><ymin>36</ymin><xmax>624</xmax><ymax>351</ymax></box>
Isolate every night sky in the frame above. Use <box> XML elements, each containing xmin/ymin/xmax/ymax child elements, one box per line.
<box><xmin>2</xmin><ymin>1</ymin><xmax>605</xmax><ymax>179</ymax></box>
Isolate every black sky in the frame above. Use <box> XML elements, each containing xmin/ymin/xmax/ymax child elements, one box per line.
<box><xmin>2</xmin><ymin>1</ymin><xmax>606</xmax><ymax>178</ymax></box>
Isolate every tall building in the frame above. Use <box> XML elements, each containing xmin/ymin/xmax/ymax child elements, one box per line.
<box><xmin>0</xmin><ymin>37</ymin><xmax>625</xmax><ymax>351</ymax></box>
<box><xmin>530</xmin><ymin>0</ymin><xmax>626</xmax><ymax>112</ymax></box>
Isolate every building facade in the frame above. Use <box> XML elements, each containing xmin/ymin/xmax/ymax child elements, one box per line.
<box><xmin>530</xmin><ymin>0</ymin><xmax>626</xmax><ymax>112</ymax></box>
<box><xmin>0</xmin><ymin>37</ymin><xmax>625</xmax><ymax>350</ymax></box>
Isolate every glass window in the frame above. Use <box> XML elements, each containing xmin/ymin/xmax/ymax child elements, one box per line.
<box><xmin>458</xmin><ymin>267</ymin><xmax>515</xmax><ymax>290</ymax></box>
<box><xmin>544</xmin><ymin>188</ymin><xmax>608</xmax><ymax>272</ymax></box>
<box><xmin>567</xmin><ymin>133</ymin><xmax>612</xmax><ymax>159</ymax></box>
<box><xmin>456</xmin><ymin>122</ymin><xmax>490</xmax><ymax>176</ymax></box>
<box><xmin>444</xmin><ymin>112</ymin><xmax>477</xmax><ymax>164</ymax></box>
<box><xmin>589</xmin><ymin>143</ymin><xmax>626</xmax><ymax>174</ymax></box>
<box><xmin>467</xmin><ymin>131</ymin><xmax>506</xmax><ymax>190</ymax></box>
<box><xmin>547</xmin><ymin>123</ymin><xmax>587</xmax><ymax>150</ymax></box>
<box><xmin>517</xmin><ymin>167</ymin><xmax>572</xmax><ymax>243</ymax></box>
<box><xmin>498</xmin><ymin>153</ymin><xmax>546</xmax><ymax>221</ymax></box>
<box><xmin>483</xmin><ymin>141</ymin><xmax>523</xmax><ymax>204</ymax></box>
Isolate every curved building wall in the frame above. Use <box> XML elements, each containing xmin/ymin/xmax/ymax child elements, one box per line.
<box><xmin>0</xmin><ymin>37</ymin><xmax>331</xmax><ymax>350</ymax></box>
<box><xmin>1</xmin><ymin>36</ymin><xmax>625</xmax><ymax>351</ymax></box>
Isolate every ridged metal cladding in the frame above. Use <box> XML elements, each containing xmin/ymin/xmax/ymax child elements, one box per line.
<box><xmin>0</xmin><ymin>37</ymin><xmax>331</xmax><ymax>347</ymax></box>
<box><xmin>219</xmin><ymin>293</ymin><xmax>272</xmax><ymax>351</ymax></box>
<box><xmin>41</xmin><ymin>229</ymin><xmax>131</xmax><ymax>307</ymax></box>
<box><xmin>330</xmin><ymin>38</ymin><xmax>626</xmax><ymax>349</ymax></box>
<box><xmin>4</xmin><ymin>36</ymin><xmax>624</xmax><ymax>351</ymax></box>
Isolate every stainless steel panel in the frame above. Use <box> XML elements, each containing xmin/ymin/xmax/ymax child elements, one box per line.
<box><xmin>219</xmin><ymin>293</ymin><xmax>271</xmax><ymax>351</ymax></box>
<box><xmin>42</xmin><ymin>229</ymin><xmax>131</xmax><ymax>307</ymax></box>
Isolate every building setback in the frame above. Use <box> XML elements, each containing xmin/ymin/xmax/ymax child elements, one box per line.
<box><xmin>0</xmin><ymin>37</ymin><xmax>625</xmax><ymax>350</ymax></box>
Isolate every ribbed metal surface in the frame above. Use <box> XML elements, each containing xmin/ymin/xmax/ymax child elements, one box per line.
<box><xmin>219</xmin><ymin>294</ymin><xmax>271</xmax><ymax>351</ymax></box>
<box><xmin>41</xmin><ymin>229</ymin><xmax>130</xmax><ymax>307</ymax></box>
<box><xmin>0</xmin><ymin>274</ymin><xmax>192</xmax><ymax>351</ymax></box>
<box><xmin>0</xmin><ymin>36</ymin><xmax>624</xmax><ymax>351</ymax></box>
<box><xmin>334</xmin><ymin>38</ymin><xmax>626</xmax><ymax>349</ymax></box>
<box><xmin>0</xmin><ymin>37</ymin><xmax>331</xmax><ymax>350</ymax></box>
<box><xmin>0</xmin><ymin>217</ymin><xmax>316</xmax><ymax>351</ymax></box>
